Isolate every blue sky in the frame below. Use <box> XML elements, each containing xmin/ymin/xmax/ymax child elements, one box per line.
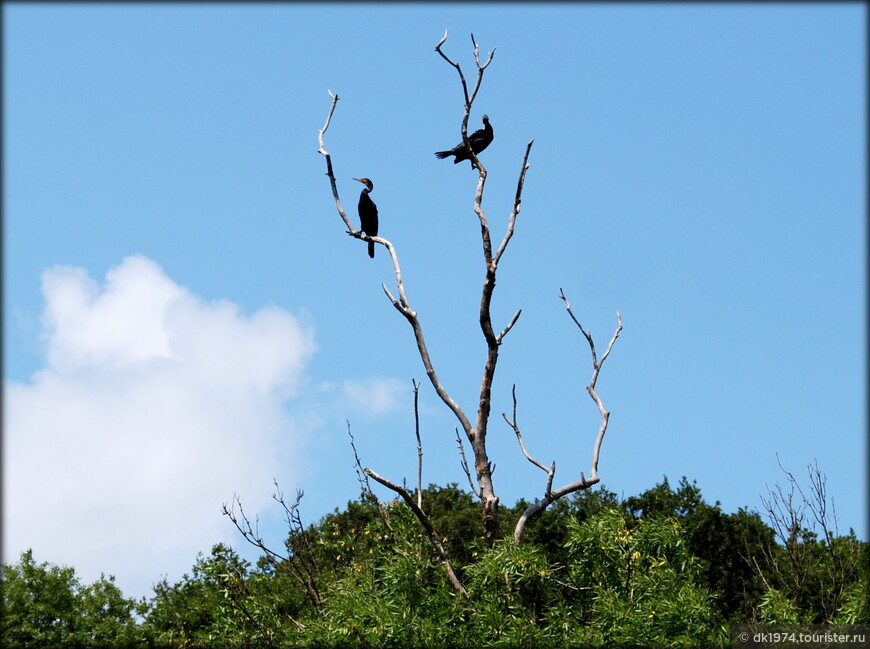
<box><xmin>4</xmin><ymin>4</ymin><xmax>865</xmax><ymax>600</ymax></box>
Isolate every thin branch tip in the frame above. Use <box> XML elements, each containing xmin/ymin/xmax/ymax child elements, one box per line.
<box><xmin>435</xmin><ymin>29</ymin><xmax>448</xmax><ymax>50</ymax></box>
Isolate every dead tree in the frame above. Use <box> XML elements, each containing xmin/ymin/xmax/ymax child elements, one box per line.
<box><xmin>759</xmin><ymin>457</ymin><xmax>856</xmax><ymax>621</ymax></box>
<box><xmin>223</xmin><ymin>486</ymin><xmax>323</xmax><ymax>612</ymax></box>
<box><xmin>318</xmin><ymin>31</ymin><xmax>621</xmax><ymax>553</ymax></box>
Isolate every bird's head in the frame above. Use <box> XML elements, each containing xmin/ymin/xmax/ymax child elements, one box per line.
<box><xmin>353</xmin><ymin>177</ymin><xmax>374</xmax><ymax>191</ymax></box>
<box><xmin>482</xmin><ymin>114</ymin><xmax>490</xmax><ymax>124</ymax></box>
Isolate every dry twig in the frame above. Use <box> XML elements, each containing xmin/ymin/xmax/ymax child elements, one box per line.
<box><xmin>222</xmin><ymin>491</ymin><xmax>323</xmax><ymax>609</ymax></box>
<box><xmin>455</xmin><ymin>427</ymin><xmax>482</xmax><ymax>499</ymax></box>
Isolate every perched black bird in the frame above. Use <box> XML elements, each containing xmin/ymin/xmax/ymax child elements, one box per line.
<box><xmin>353</xmin><ymin>177</ymin><xmax>378</xmax><ymax>259</ymax></box>
<box><xmin>435</xmin><ymin>115</ymin><xmax>493</xmax><ymax>167</ymax></box>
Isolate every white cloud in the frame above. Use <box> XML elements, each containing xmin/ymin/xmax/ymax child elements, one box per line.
<box><xmin>339</xmin><ymin>377</ymin><xmax>409</xmax><ymax>418</ymax></box>
<box><xmin>3</xmin><ymin>255</ymin><xmax>316</xmax><ymax>599</ymax></box>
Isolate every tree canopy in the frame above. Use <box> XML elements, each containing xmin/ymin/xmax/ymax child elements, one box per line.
<box><xmin>3</xmin><ymin>478</ymin><xmax>867</xmax><ymax>649</ymax></box>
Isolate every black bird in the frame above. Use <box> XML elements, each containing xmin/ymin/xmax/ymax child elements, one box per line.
<box><xmin>353</xmin><ymin>177</ymin><xmax>378</xmax><ymax>259</ymax></box>
<box><xmin>435</xmin><ymin>115</ymin><xmax>493</xmax><ymax>167</ymax></box>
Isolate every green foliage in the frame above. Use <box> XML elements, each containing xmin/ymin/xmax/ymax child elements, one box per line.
<box><xmin>758</xmin><ymin>587</ymin><xmax>802</xmax><ymax>624</ymax></box>
<box><xmin>1</xmin><ymin>549</ymin><xmax>147</xmax><ymax>648</ymax></box>
<box><xmin>830</xmin><ymin>533</ymin><xmax>870</xmax><ymax>623</ymax></box>
<box><xmin>5</xmin><ymin>480</ymin><xmax>867</xmax><ymax>648</ymax></box>
<box><xmin>462</xmin><ymin>539</ymin><xmax>583</xmax><ymax>648</ymax></box>
<box><xmin>289</xmin><ymin>493</ymin><xmax>733</xmax><ymax>648</ymax></box>
<box><xmin>623</xmin><ymin>476</ymin><xmax>777</xmax><ymax>622</ymax></box>
<box><xmin>748</xmin><ymin>521</ymin><xmax>869</xmax><ymax>624</ymax></box>
<box><xmin>622</xmin><ymin>475</ymin><xmax>705</xmax><ymax>519</ymax></box>
<box><xmin>143</xmin><ymin>542</ymin><xmax>310</xmax><ymax>648</ymax></box>
<box><xmin>298</xmin><ymin>501</ymin><xmax>464</xmax><ymax>648</ymax></box>
<box><xmin>144</xmin><ymin>545</ymin><xmax>248</xmax><ymax>648</ymax></box>
<box><xmin>420</xmin><ymin>483</ymin><xmax>486</xmax><ymax>568</ymax></box>
<box><xmin>565</xmin><ymin>507</ymin><xmax>727</xmax><ymax>648</ymax></box>
<box><xmin>834</xmin><ymin>573</ymin><xmax>870</xmax><ymax>623</ymax></box>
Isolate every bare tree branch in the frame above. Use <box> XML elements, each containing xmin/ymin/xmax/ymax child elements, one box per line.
<box><xmin>222</xmin><ymin>492</ymin><xmax>323</xmax><ymax>610</ymax></box>
<box><xmin>761</xmin><ymin>456</ymin><xmax>850</xmax><ymax>620</ymax></box>
<box><xmin>435</xmin><ymin>31</ymin><xmax>495</xmax><ymax>174</ymax></box>
<box><xmin>434</xmin><ymin>30</ymin><xmax>470</xmax><ymax>108</ymax></box>
<box><xmin>223</xmin><ymin>495</ymin><xmax>288</xmax><ymax>564</ymax></box>
<box><xmin>455</xmin><ymin>427</ymin><xmax>481</xmax><ymax>499</ymax></box>
<box><xmin>317</xmin><ymin>92</ymin><xmax>389</xmax><ymax>258</ymax></box>
<box><xmin>761</xmin><ymin>463</ymin><xmax>811</xmax><ymax>610</ymax></box>
<box><xmin>496</xmin><ymin>308</ymin><xmax>522</xmax><ymax>345</ymax></box>
<box><xmin>346</xmin><ymin>419</ymin><xmax>374</xmax><ymax>499</ymax></box>
<box><xmin>270</xmin><ymin>485</ymin><xmax>324</xmax><ymax>601</ymax></box>
<box><xmin>413</xmin><ymin>379</ymin><xmax>423</xmax><ymax>509</ymax></box>
<box><xmin>434</xmin><ymin>32</ymin><xmax>531</xmax><ymax>546</ymax></box>
<box><xmin>363</xmin><ymin>467</ymin><xmax>469</xmax><ymax>599</ymax></box>
<box><xmin>503</xmin><ymin>384</ymin><xmax>552</xmax><ymax>480</ymax></box>
<box><xmin>320</xmin><ymin>34</ymin><xmax>534</xmax><ymax>549</ymax></box>
<box><xmin>345</xmin><ymin>420</ymin><xmax>392</xmax><ymax>529</ymax></box>
<box><xmin>513</xmin><ymin>476</ymin><xmax>606</xmax><ymax>545</ymax></box>
<box><xmin>318</xmin><ymin>94</ymin><xmax>474</xmax><ymax>442</ymax></box>
<box><xmin>512</xmin><ymin>293</ymin><xmax>622</xmax><ymax>543</ymax></box>
<box><xmin>377</xmin><ymin>245</ymin><xmax>474</xmax><ymax>438</ymax></box>
<box><xmin>434</xmin><ymin>30</ymin><xmax>494</xmax><ymax>117</ymax></box>
<box><xmin>317</xmin><ymin>86</ymin><xmax>493</xmax><ymax>558</ymax></box>
<box><xmin>560</xmin><ymin>289</ymin><xmax>623</xmax><ymax>482</ymax></box>
<box><xmin>317</xmin><ymin>91</ymin><xmax>354</xmax><ymax>234</ymax></box>
<box><xmin>493</xmin><ymin>140</ymin><xmax>534</xmax><ymax>266</ymax></box>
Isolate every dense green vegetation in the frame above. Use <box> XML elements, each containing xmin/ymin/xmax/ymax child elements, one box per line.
<box><xmin>3</xmin><ymin>477</ymin><xmax>867</xmax><ymax>648</ymax></box>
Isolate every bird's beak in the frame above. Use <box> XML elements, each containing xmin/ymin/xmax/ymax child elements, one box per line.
<box><xmin>352</xmin><ymin>177</ymin><xmax>363</xmax><ymax>184</ymax></box>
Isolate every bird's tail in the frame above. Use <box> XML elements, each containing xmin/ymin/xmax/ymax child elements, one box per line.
<box><xmin>434</xmin><ymin>150</ymin><xmax>452</xmax><ymax>159</ymax></box>
<box><xmin>368</xmin><ymin>241</ymin><xmax>375</xmax><ymax>258</ymax></box>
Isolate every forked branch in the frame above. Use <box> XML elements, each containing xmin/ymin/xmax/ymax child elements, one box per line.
<box><xmin>560</xmin><ymin>288</ymin><xmax>623</xmax><ymax>480</ymax></box>
<box><xmin>436</xmin><ymin>31</ymin><xmax>496</xmax><ymax>176</ymax></box>
<box><xmin>511</xmin><ymin>291</ymin><xmax>623</xmax><ymax>544</ymax></box>
<box><xmin>434</xmin><ymin>30</ymin><xmax>494</xmax><ymax>117</ymax></box>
